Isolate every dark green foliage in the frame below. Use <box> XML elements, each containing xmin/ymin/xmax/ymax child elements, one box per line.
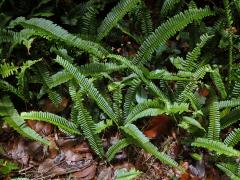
<box><xmin>1</xmin><ymin>0</ymin><xmax>240</xmax><ymax>178</ymax></box>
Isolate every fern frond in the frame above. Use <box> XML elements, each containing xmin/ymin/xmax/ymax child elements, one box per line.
<box><xmin>0</xmin><ymin>96</ymin><xmax>50</xmax><ymax>146</ymax></box>
<box><xmin>224</xmin><ymin>128</ymin><xmax>240</xmax><ymax>147</ymax></box>
<box><xmin>21</xmin><ymin>111</ymin><xmax>80</xmax><ymax>135</ymax></box>
<box><xmin>132</xmin><ymin>7</ymin><xmax>214</xmax><ymax>65</ymax></box>
<box><xmin>0</xmin><ymin>62</ymin><xmax>18</xmax><ymax>78</ymax></box>
<box><xmin>123</xmin><ymin>78</ymin><xmax>141</xmax><ymax>118</ymax></box>
<box><xmin>107</xmin><ymin>54</ymin><xmax>167</xmax><ymax>101</ymax></box>
<box><xmin>125</xmin><ymin>99</ymin><xmax>165</xmax><ymax>124</ymax></box>
<box><xmin>0</xmin><ymin>80</ymin><xmax>25</xmax><ymax>101</ymax></box>
<box><xmin>179</xmin><ymin>116</ymin><xmax>206</xmax><ymax>132</ymax></box>
<box><xmin>74</xmin><ymin>92</ymin><xmax>104</xmax><ymax>158</ymax></box>
<box><xmin>216</xmin><ymin>163</ymin><xmax>240</xmax><ymax>180</ymax></box>
<box><xmin>136</xmin><ymin>2</ymin><xmax>153</xmax><ymax>37</ymax></box>
<box><xmin>192</xmin><ymin>138</ymin><xmax>240</xmax><ymax>156</ymax></box>
<box><xmin>10</xmin><ymin>17</ymin><xmax>108</xmax><ymax>58</ymax></box>
<box><xmin>95</xmin><ymin>119</ymin><xmax>113</xmax><ymax>133</ymax></box>
<box><xmin>122</xmin><ymin>124</ymin><xmax>179</xmax><ymax>168</ymax></box>
<box><xmin>106</xmin><ymin>138</ymin><xmax>130</xmax><ymax>161</ymax></box>
<box><xmin>54</xmin><ymin>56</ymin><xmax>115</xmax><ymax>120</ymax></box>
<box><xmin>115</xmin><ymin>168</ymin><xmax>142</xmax><ymax>180</ymax></box>
<box><xmin>17</xmin><ymin>59</ymin><xmax>41</xmax><ymax>95</ymax></box>
<box><xmin>218</xmin><ymin>99</ymin><xmax>240</xmax><ymax>109</ymax></box>
<box><xmin>208</xmin><ymin>101</ymin><xmax>220</xmax><ymax>141</ymax></box>
<box><xmin>49</xmin><ymin>70</ymin><xmax>72</xmax><ymax>89</ymax></box>
<box><xmin>221</xmin><ymin>109</ymin><xmax>240</xmax><ymax>129</ymax></box>
<box><xmin>97</xmin><ymin>0</ymin><xmax>140</xmax><ymax>41</ymax></box>
<box><xmin>210</xmin><ymin>67</ymin><xmax>227</xmax><ymax>99</ymax></box>
<box><xmin>232</xmin><ymin>81</ymin><xmax>240</xmax><ymax>98</ymax></box>
<box><xmin>113</xmin><ymin>88</ymin><xmax>123</xmax><ymax>124</ymax></box>
<box><xmin>161</xmin><ymin>0</ymin><xmax>181</xmax><ymax>16</ymax></box>
<box><xmin>183</xmin><ymin>34</ymin><xmax>213</xmax><ymax>72</ymax></box>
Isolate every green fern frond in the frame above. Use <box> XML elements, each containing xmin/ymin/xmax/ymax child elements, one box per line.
<box><xmin>10</xmin><ymin>17</ymin><xmax>108</xmax><ymax>58</ymax></box>
<box><xmin>123</xmin><ymin>78</ymin><xmax>142</xmax><ymax>118</ymax></box>
<box><xmin>0</xmin><ymin>96</ymin><xmax>50</xmax><ymax>146</ymax></box>
<box><xmin>210</xmin><ymin>67</ymin><xmax>227</xmax><ymax>99</ymax></box>
<box><xmin>97</xmin><ymin>0</ymin><xmax>140</xmax><ymax>41</ymax></box>
<box><xmin>183</xmin><ymin>34</ymin><xmax>213</xmax><ymax>72</ymax></box>
<box><xmin>55</xmin><ymin>56</ymin><xmax>115</xmax><ymax>120</ymax></box>
<box><xmin>17</xmin><ymin>59</ymin><xmax>41</xmax><ymax>95</ymax></box>
<box><xmin>221</xmin><ymin>109</ymin><xmax>240</xmax><ymax>129</ymax></box>
<box><xmin>107</xmin><ymin>54</ymin><xmax>167</xmax><ymax>100</ymax></box>
<box><xmin>218</xmin><ymin>99</ymin><xmax>240</xmax><ymax>109</ymax></box>
<box><xmin>106</xmin><ymin>138</ymin><xmax>130</xmax><ymax>161</ymax></box>
<box><xmin>125</xmin><ymin>98</ymin><xmax>165</xmax><ymax>124</ymax></box>
<box><xmin>115</xmin><ymin>168</ymin><xmax>142</xmax><ymax>180</ymax></box>
<box><xmin>224</xmin><ymin>128</ymin><xmax>240</xmax><ymax>147</ymax></box>
<box><xmin>95</xmin><ymin>119</ymin><xmax>113</xmax><ymax>133</ymax></box>
<box><xmin>179</xmin><ymin>116</ymin><xmax>206</xmax><ymax>132</ymax></box>
<box><xmin>74</xmin><ymin>92</ymin><xmax>104</xmax><ymax>158</ymax></box>
<box><xmin>132</xmin><ymin>7</ymin><xmax>214</xmax><ymax>65</ymax></box>
<box><xmin>192</xmin><ymin>138</ymin><xmax>240</xmax><ymax>156</ymax></box>
<box><xmin>161</xmin><ymin>0</ymin><xmax>181</xmax><ymax>16</ymax></box>
<box><xmin>185</xmin><ymin>92</ymin><xmax>202</xmax><ymax>110</ymax></box>
<box><xmin>232</xmin><ymin>81</ymin><xmax>240</xmax><ymax>98</ymax></box>
<box><xmin>136</xmin><ymin>2</ymin><xmax>153</xmax><ymax>37</ymax></box>
<box><xmin>122</xmin><ymin>124</ymin><xmax>179</xmax><ymax>168</ymax></box>
<box><xmin>208</xmin><ymin>101</ymin><xmax>220</xmax><ymax>141</ymax></box>
<box><xmin>0</xmin><ymin>80</ymin><xmax>25</xmax><ymax>101</ymax></box>
<box><xmin>80</xmin><ymin>6</ymin><xmax>98</xmax><ymax>39</ymax></box>
<box><xmin>49</xmin><ymin>70</ymin><xmax>72</xmax><ymax>89</ymax></box>
<box><xmin>0</xmin><ymin>62</ymin><xmax>18</xmax><ymax>78</ymax></box>
<box><xmin>21</xmin><ymin>111</ymin><xmax>80</xmax><ymax>135</ymax></box>
<box><xmin>216</xmin><ymin>163</ymin><xmax>240</xmax><ymax>180</ymax></box>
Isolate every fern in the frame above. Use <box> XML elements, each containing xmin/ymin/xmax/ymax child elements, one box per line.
<box><xmin>17</xmin><ymin>59</ymin><xmax>41</xmax><ymax>96</ymax></box>
<box><xmin>210</xmin><ymin>67</ymin><xmax>227</xmax><ymax>99</ymax></box>
<box><xmin>232</xmin><ymin>81</ymin><xmax>240</xmax><ymax>98</ymax></box>
<box><xmin>54</xmin><ymin>55</ymin><xmax>115</xmax><ymax>120</ymax></box>
<box><xmin>221</xmin><ymin>109</ymin><xmax>240</xmax><ymax>129</ymax></box>
<box><xmin>74</xmin><ymin>92</ymin><xmax>104</xmax><ymax>158</ymax></box>
<box><xmin>216</xmin><ymin>163</ymin><xmax>240</xmax><ymax>180</ymax></box>
<box><xmin>115</xmin><ymin>168</ymin><xmax>141</xmax><ymax>180</ymax></box>
<box><xmin>208</xmin><ymin>101</ymin><xmax>220</xmax><ymax>141</ymax></box>
<box><xmin>0</xmin><ymin>96</ymin><xmax>50</xmax><ymax>146</ymax></box>
<box><xmin>192</xmin><ymin>138</ymin><xmax>240</xmax><ymax>156</ymax></box>
<box><xmin>97</xmin><ymin>0</ymin><xmax>140</xmax><ymax>41</ymax></box>
<box><xmin>106</xmin><ymin>138</ymin><xmax>130</xmax><ymax>161</ymax></box>
<box><xmin>0</xmin><ymin>62</ymin><xmax>18</xmax><ymax>78</ymax></box>
<box><xmin>122</xmin><ymin>124</ymin><xmax>179</xmax><ymax>168</ymax></box>
<box><xmin>180</xmin><ymin>116</ymin><xmax>206</xmax><ymax>132</ymax></box>
<box><xmin>183</xmin><ymin>34</ymin><xmax>213</xmax><ymax>72</ymax></box>
<box><xmin>21</xmin><ymin>111</ymin><xmax>80</xmax><ymax>135</ymax></box>
<box><xmin>224</xmin><ymin>128</ymin><xmax>240</xmax><ymax>147</ymax></box>
<box><xmin>10</xmin><ymin>17</ymin><xmax>108</xmax><ymax>58</ymax></box>
<box><xmin>0</xmin><ymin>80</ymin><xmax>25</xmax><ymax>101</ymax></box>
<box><xmin>132</xmin><ymin>7</ymin><xmax>214</xmax><ymax>65</ymax></box>
<box><xmin>123</xmin><ymin>78</ymin><xmax>141</xmax><ymax>118</ymax></box>
<box><xmin>125</xmin><ymin>98</ymin><xmax>165</xmax><ymax>124</ymax></box>
<box><xmin>161</xmin><ymin>0</ymin><xmax>181</xmax><ymax>16</ymax></box>
<box><xmin>218</xmin><ymin>99</ymin><xmax>240</xmax><ymax>109</ymax></box>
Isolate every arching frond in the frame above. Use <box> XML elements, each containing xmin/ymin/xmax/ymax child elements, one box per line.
<box><xmin>0</xmin><ymin>62</ymin><xmax>18</xmax><ymax>78</ymax></box>
<box><xmin>221</xmin><ymin>109</ymin><xmax>240</xmax><ymax>129</ymax></box>
<box><xmin>10</xmin><ymin>17</ymin><xmax>108</xmax><ymax>58</ymax></box>
<box><xmin>0</xmin><ymin>96</ymin><xmax>50</xmax><ymax>146</ymax></box>
<box><xmin>122</xmin><ymin>124</ymin><xmax>179</xmax><ymax>168</ymax></box>
<box><xmin>192</xmin><ymin>138</ymin><xmax>240</xmax><ymax>156</ymax></box>
<box><xmin>106</xmin><ymin>138</ymin><xmax>130</xmax><ymax>161</ymax></box>
<box><xmin>21</xmin><ymin>111</ymin><xmax>80</xmax><ymax>135</ymax></box>
<box><xmin>133</xmin><ymin>8</ymin><xmax>214</xmax><ymax>65</ymax></box>
<box><xmin>217</xmin><ymin>163</ymin><xmax>240</xmax><ymax>180</ymax></box>
<box><xmin>224</xmin><ymin>128</ymin><xmax>240</xmax><ymax>147</ymax></box>
<box><xmin>55</xmin><ymin>56</ymin><xmax>115</xmax><ymax>120</ymax></box>
<box><xmin>97</xmin><ymin>0</ymin><xmax>140</xmax><ymax>41</ymax></box>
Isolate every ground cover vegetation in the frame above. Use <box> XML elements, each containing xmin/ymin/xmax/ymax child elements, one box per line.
<box><xmin>1</xmin><ymin>0</ymin><xmax>240</xmax><ymax>179</ymax></box>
